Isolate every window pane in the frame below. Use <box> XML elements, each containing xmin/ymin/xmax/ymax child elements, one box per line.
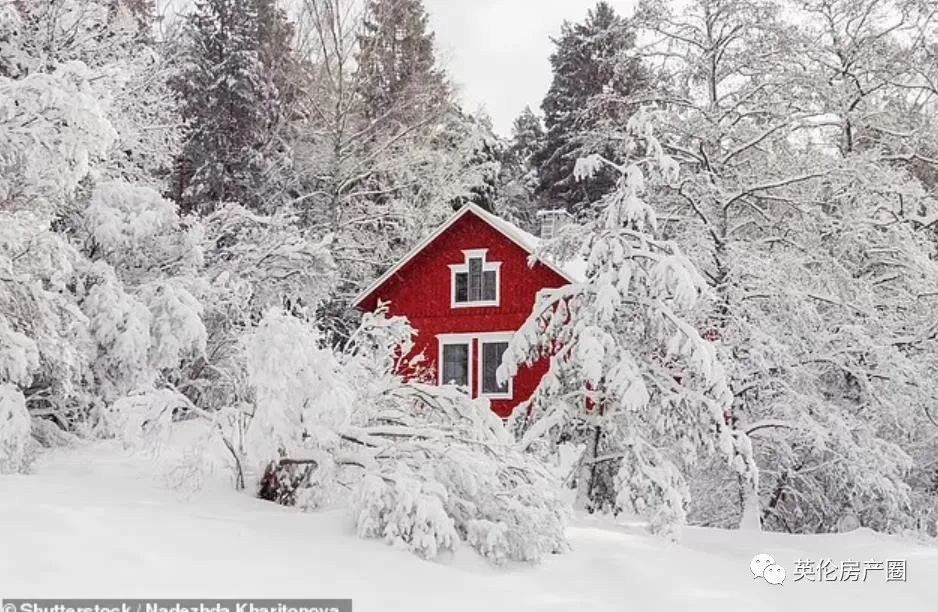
<box><xmin>482</xmin><ymin>270</ymin><xmax>497</xmax><ymax>301</ymax></box>
<box><xmin>481</xmin><ymin>341</ymin><xmax>509</xmax><ymax>394</ymax></box>
<box><xmin>442</xmin><ymin>343</ymin><xmax>469</xmax><ymax>387</ymax></box>
<box><xmin>454</xmin><ymin>272</ymin><xmax>468</xmax><ymax>303</ymax></box>
<box><xmin>468</xmin><ymin>257</ymin><xmax>482</xmax><ymax>302</ymax></box>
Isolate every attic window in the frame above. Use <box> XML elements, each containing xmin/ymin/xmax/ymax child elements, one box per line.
<box><xmin>451</xmin><ymin>250</ymin><xmax>500</xmax><ymax>307</ymax></box>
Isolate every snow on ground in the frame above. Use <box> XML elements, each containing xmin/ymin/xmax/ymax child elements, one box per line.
<box><xmin>2</xmin><ymin>435</ymin><xmax>937</xmax><ymax>612</ymax></box>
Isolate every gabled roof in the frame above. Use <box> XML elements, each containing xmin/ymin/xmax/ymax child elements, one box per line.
<box><xmin>351</xmin><ymin>203</ymin><xmax>584</xmax><ymax>309</ymax></box>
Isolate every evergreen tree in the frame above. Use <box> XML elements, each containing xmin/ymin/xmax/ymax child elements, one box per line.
<box><xmin>506</xmin><ymin>106</ymin><xmax>545</xmax><ymax>168</ymax></box>
<box><xmin>533</xmin><ymin>2</ymin><xmax>649</xmax><ymax>214</ymax></box>
<box><xmin>497</xmin><ymin>106</ymin><xmax>546</xmax><ymax>231</ymax></box>
<box><xmin>443</xmin><ymin>110</ymin><xmax>502</xmax><ymax>212</ymax></box>
<box><xmin>170</xmin><ymin>0</ymin><xmax>294</xmax><ymax>214</ymax></box>
<box><xmin>355</xmin><ymin>0</ymin><xmax>449</xmax><ymax>128</ymax></box>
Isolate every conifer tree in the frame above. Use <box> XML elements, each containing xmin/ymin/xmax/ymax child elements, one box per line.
<box><xmin>507</xmin><ymin>106</ymin><xmax>545</xmax><ymax>169</ymax></box>
<box><xmin>171</xmin><ymin>0</ymin><xmax>294</xmax><ymax>214</ymax></box>
<box><xmin>354</xmin><ymin>0</ymin><xmax>449</xmax><ymax>128</ymax></box>
<box><xmin>497</xmin><ymin>106</ymin><xmax>546</xmax><ymax>230</ymax></box>
<box><xmin>533</xmin><ymin>2</ymin><xmax>649</xmax><ymax>214</ymax></box>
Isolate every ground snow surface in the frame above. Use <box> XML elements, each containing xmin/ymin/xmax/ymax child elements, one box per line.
<box><xmin>2</xmin><ymin>438</ymin><xmax>938</xmax><ymax>612</ymax></box>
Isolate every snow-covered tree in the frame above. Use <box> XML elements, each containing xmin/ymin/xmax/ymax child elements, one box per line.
<box><xmin>170</xmin><ymin>0</ymin><xmax>295</xmax><ymax>214</ymax></box>
<box><xmin>0</xmin><ymin>0</ymin><xmax>179</xmax><ymax>189</ymax></box>
<box><xmin>499</xmin><ymin>110</ymin><xmax>756</xmax><ymax>538</ymax></box>
<box><xmin>0</xmin><ymin>50</ymin><xmax>207</xmax><ymax>442</ymax></box>
<box><xmin>287</xmin><ymin>0</ymin><xmax>500</xmax><ymax>322</ymax></box>
<box><xmin>533</xmin><ymin>1</ymin><xmax>650</xmax><ymax>213</ymax></box>
<box><xmin>0</xmin><ymin>0</ymin><xmax>153</xmax><ymax>77</ymax></box>
<box><xmin>77</xmin><ymin>181</ymin><xmax>206</xmax><ymax>405</ymax></box>
<box><xmin>355</xmin><ymin>0</ymin><xmax>449</xmax><ymax>127</ymax></box>
<box><xmin>0</xmin><ymin>61</ymin><xmax>115</xmax><ymax>435</ymax></box>
<box><xmin>180</xmin><ymin>203</ymin><xmax>336</xmax><ymax>414</ymax></box>
<box><xmin>633</xmin><ymin>0</ymin><xmax>938</xmax><ymax>534</ymax></box>
<box><xmin>498</xmin><ymin>107</ymin><xmax>548</xmax><ymax>232</ymax></box>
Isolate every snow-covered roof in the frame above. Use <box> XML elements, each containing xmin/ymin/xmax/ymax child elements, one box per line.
<box><xmin>351</xmin><ymin>203</ymin><xmax>584</xmax><ymax>309</ymax></box>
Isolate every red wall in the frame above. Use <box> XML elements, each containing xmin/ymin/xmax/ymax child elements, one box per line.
<box><xmin>357</xmin><ymin>212</ymin><xmax>569</xmax><ymax>418</ymax></box>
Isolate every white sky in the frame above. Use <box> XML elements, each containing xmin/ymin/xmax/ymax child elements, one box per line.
<box><xmin>424</xmin><ymin>0</ymin><xmax>636</xmax><ymax>136</ymax></box>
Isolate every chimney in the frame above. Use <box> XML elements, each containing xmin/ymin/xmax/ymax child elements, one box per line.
<box><xmin>537</xmin><ymin>209</ymin><xmax>572</xmax><ymax>239</ymax></box>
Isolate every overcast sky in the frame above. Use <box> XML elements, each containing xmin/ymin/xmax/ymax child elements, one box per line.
<box><xmin>425</xmin><ymin>0</ymin><xmax>636</xmax><ymax>136</ymax></box>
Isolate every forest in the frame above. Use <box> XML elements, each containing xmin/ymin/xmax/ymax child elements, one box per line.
<box><xmin>3</xmin><ymin>0</ymin><xmax>938</xmax><ymax>564</ymax></box>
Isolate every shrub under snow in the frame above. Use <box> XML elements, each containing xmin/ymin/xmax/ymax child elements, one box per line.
<box><xmin>347</xmin><ymin>383</ymin><xmax>571</xmax><ymax>564</ymax></box>
<box><xmin>0</xmin><ymin>384</ymin><xmax>32</xmax><ymax>473</ymax></box>
<box><xmin>233</xmin><ymin>307</ymin><xmax>569</xmax><ymax>564</ymax></box>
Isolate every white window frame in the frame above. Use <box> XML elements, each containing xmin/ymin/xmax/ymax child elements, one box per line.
<box><xmin>477</xmin><ymin>332</ymin><xmax>514</xmax><ymax>400</ymax></box>
<box><xmin>449</xmin><ymin>249</ymin><xmax>501</xmax><ymax>308</ymax></box>
<box><xmin>436</xmin><ymin>332</ymin><xmax>515</xmax><ymax>401</ymax></box>
<box><xmin>438</xmin><ymin>335</ymin><xmax>473</xmax><ymax>394</ymax></box>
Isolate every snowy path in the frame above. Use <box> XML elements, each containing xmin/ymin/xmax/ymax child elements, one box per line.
<box><xmin>2</xmin><ymin>441</ymin><xmax>937</xmax><ymax>611</ymax></box>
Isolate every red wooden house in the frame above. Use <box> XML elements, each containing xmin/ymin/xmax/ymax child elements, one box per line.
<box><xmin>352</xmin><ymin>204</ymin><xmax>581</xmax><ymax>418</ymax></box>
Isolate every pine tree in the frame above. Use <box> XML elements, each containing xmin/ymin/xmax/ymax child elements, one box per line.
<box><xmin>355</xmin><ymin>0</ymin><xmax>449</xmax><ymax>128</ymax></box>
<box><xmin>170</xmin><ymin>0</ymin><xmax>294</xmax><ymax>214</ymax></box>
<box><xmin>507</xmin><ymin>106</ymin><xmax>545</xmax><ymax>168</ymax></box>
<box><xmin>497</xmin><ymin>107</ymin><xmax>546</xmax><ymax>231</ymax></box>
<box><xmin>533</xmin><ymin>2</ymin><xmax>649</xmax><ymax>214</ymax></box>
<box><xmin>443</xmin><ymin>110</ymin><xmax>503</xmax><ymax>212</ymax></box>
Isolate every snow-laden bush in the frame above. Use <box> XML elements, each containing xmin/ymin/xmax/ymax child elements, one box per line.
<box><xmin>85</xmin><ymin>181</ymin><xmax>203</xmax><ymax>279</ymax></box>
<box><xmin>347</xmin><ymin>383</ymin><xmax>571</xmax><ymax>564</ymax></box>
<box><xmin>0</xmin><ymin>61</ymin><xmax>116</xmax><ymax>214</ymax></box>
<box><xmin>83</xmin><ymin>264</ymin><xmax>153</xmax><ymax>398</ymax></box>
<box><xmin>0</xmin><ymin>316</ymin><xmax>40</xmax><ymax>386</ymax></box>
<box><xmin>0</xmin><ymin>384</ymin><xmax>33</xmax><ymax>473</ymax></box>
<box><xmin>0</xmin><ymin>60</ymin><xmax>115</xmax><ymax>436</ymax></box>
<box><xmin>353</xmin><ymin>468</ymin><xmax>458</xmax><ymax>561</ymax></box>
<box><xmin>244</xmin><ymin>308</ymin><xmax>354</xmax><ymax>479</ymax></box>
<box><xmin>229</xmin><ymin>306</ymin><xmax>569</xmax><ymax>564</ymax></box>
<box><xmin>79</xmin><ymin>181</ymin><xmax>207</xmax><ymax>410</ymax></box>
<box><xmin>138</xmin><ymin>280</ymin><xmax>206</xmax><ymax>372</ymax></box>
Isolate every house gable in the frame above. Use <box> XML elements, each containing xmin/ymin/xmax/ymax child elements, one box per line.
<box><xmin>352</xmin><ymin>204</ymin><xmax>576</xmax><ymax>313</ymax></box>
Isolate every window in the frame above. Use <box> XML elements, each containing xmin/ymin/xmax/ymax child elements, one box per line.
<box><xmin>438</xmin><ymin>333</ymin><xmax>513</xmax><ymax>400</ymax></box>
<box><xmin>441</xmin><ymin>342</ymin><xmax>470</xmax><ymax>388</ymax></box>
<box><xmin>451</xmin><ymin>250</ymin><xmax>500</xmax><ymax>307</ymax></box>
<box><xmin>480</xmin><ymin>340</ymin><xmax>510</xmax><ymax>397</ymax></box>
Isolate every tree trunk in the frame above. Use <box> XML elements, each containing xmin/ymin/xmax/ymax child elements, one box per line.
<box><xmin>738</xmin><ymin>477</ymin><xmax>762</xmax><ymax>530</ymax></box>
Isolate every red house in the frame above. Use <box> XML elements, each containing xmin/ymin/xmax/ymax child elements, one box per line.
<box><xmin>352</xmin><ymin>204</ymin><xmax>581</xmax><ymax>418</ymax></box>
